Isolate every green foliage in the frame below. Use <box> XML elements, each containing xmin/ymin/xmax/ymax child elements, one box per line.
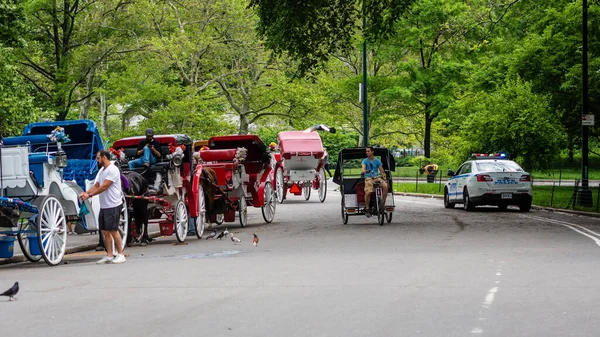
<box><xmin>454</xmin><ymin>77</ymin><xmax>565</xmax><ymax>171</ymax></box>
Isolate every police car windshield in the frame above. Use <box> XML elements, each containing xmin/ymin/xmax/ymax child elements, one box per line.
<box><xmin>476</xmin><ymin>161</ymin><xmax>523</xmax><ymax>172</ymax></box>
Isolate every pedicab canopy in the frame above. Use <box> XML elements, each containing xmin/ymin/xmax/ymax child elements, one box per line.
<box><xmin>332</xmin><ymin>147</ymin><xmax>396</xmax><ymax>185</ymax></box>
<box><xmin>277</xmin><ymin>131</ymin><xmax>324</xmax><ymax>160</ymax></box>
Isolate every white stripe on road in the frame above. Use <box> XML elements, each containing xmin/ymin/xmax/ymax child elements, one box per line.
<box><xmin>521</xmin><ymin>215</ymin><xmax>600</xmax><ymax>247</ymax></box>
<box><xmin>471</xmin><ymin>265</ymin><xmax>503</xmax><ymax>334</ymax></box>
<box><xmin>394</xmin><ymin>198</ymin><xmax>439</xmax><ymax>206</ymax></box>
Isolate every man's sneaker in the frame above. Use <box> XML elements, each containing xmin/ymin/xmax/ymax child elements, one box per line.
<box><xmin>111</xmin><ymin>254</ymin><xmax>126</xmax><ymax>264</ymax></box>
<box><xmin>96</xmin><ymin>255</ymin><xmax>113</xmax><ymax>264</ymax></box>
<box><xmin>365</xmin><ymin>210</ymin><xmax>372</xmax><ymax>218</ymax></box>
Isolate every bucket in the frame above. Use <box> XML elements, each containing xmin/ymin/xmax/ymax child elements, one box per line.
<box><xmin>0</xmin><ymin>237</ymin><xmax>16</xmax><ymax>259</ymax></box>
<box><xmin>28</xmin><ymin>236</ymin><xmax>42</xmax><ymax>255</ymax></box>
<box><xmin>159</xmin><ymin>221</ymin><xmax>174</xmax><ymax>236</ymax></box>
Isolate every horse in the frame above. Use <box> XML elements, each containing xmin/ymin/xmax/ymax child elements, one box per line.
<box><xmin>120</xmin><ymin>170</ymin><xmax>152</xmax><ymax>245</ymax></box>
<box><xmin>198</xmin><ymin>167</ymin><xmax>221</xmax><ymax>224</ymax></box>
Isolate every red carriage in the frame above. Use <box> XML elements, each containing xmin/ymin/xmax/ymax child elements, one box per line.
<box><xmin>274</xmin><ymin>130</ymin><xmax>327</xmax><ymax>203</ymax></box>
<box><xmin>196</xmin><ymin>135</ymin><xmax>276</xmax><ymax>227</ymax></box>
<box><xmin>112</xmin><ymin>134</ymin><xmax>207</xmax><ymax>242</ymax></box>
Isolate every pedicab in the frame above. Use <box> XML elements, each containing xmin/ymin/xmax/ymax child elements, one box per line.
<box><xmin>112</xmin><ymin>134</ymin><xmax>207</xmax><ymax>242</ymax></box>
<box><xmin>0</xmin><ymin>120</ymin><xmax>127</xmax><ymax>266</ymax></box>
<box><xmin>273</xmin><ymin>130</ymin><xmax>327</xmax><ymax>203</ymax></box>
<box><xmin>333</xmin><ymin>147</ymin><xmax>396</xmax><ymax>225</ymax></box>
<box><xmin>196</xmin><ymin>134</ymin><xmax>276</xmax><ymax>227</ymax></box>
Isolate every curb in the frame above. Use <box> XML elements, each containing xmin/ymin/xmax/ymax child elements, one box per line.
<box><xmin>0</xmin><ymin>231</ymin><xmax>163</xmax><ymax>266</ymax></box>
<box><xmin>396</xmin><ymin>192</ymin><xmax>600</xmax><ymax>218</ymax></box>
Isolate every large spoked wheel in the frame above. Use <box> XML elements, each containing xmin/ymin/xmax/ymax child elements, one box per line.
<box><xmin>117</xmin><ymin>197</ymin><xmax>129</xmax><ymax>252</ymax></box>
<box><xmin>36</xmin><ymin>195</ymin><xmax>67</xmax><ymax>266</ymax></box>
<box><xmin>463</xmin><ymin>188</ymin><xmax>475</xmax><ymax>211</ymax></box>
<box><xmin>341</xmin><ymin>198</ymin><xmax>348</xmax><ymax>225</ymax></box>
<box><xmin>216</xmin><ymin>214</ymin><xmax>224</xmax><ymax>225</ymax></box>
<box><xmin>174</xmin><ymin>199</ymin><xmax>189</xmax><ymax>243</ymax></box>
<box><xmin>17</xmin><ymin>219</ymin><xmax>42</xmax><ymax>262</ymax></box>
<box><xmin>262</xmin><ymin>182</ymin><xmax>276</xmax><ymax>223</ymax></box>
<box><xmin>318</xmin><ymin>167</ymin><xmax>327</xmax><ymax>203</ymax></box>
<box><xmin>444</xmin><ymin>188</ymin><xmax>455</xmax><ymax>209</ymax></box>
<box><xmin>275</xmin><ymin>167</ymin><xmax>285</xmax><ymax>203</ymax></box>
<box><xmin>303</xmin><ymin>184</ymin><xmax>311</xmax><ymax>200</ymax></box>
<box><xmin>238</xmin><ymin>195</ymin><xmax>248</xmax><ymax>227</ymax></box>
<box><xmin>195</xmin><ymin>188</ymin><xmax>206</xmax><ymax>239</ymax></box>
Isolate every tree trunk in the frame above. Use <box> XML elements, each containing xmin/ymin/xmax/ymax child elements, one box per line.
<box><xmin>567</xmin><ymin>136</ymin><xmax>574</xmax><ymax>162</ymax></box>
<box><xmin>78</xmin><ymin>71</ymin><xmax>95</xmax><ymax>119</ymax></box>
<box><xmin>239</xmin><ymin>107</ymin><xmax>250</xmax><ymax>135</ymax></box>
<box><xmin>424</xmin><ymin>107</ymin><xmax>432</xmax><ymax>158</ymax></box>
<box><xmin>100</xmin><ymin>93</ymin><xmax>109</xmax><ymax>138</ymax></box>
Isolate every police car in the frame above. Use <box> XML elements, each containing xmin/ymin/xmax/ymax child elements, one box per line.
<box><xmin>444</xmin><ymin>153</ymin><xmax>532</xmax><ymax>212</ymax></box>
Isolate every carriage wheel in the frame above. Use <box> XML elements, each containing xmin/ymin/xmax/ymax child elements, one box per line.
<box><xmin>174</xmin><ymin>199</ymin><xmax>188</xmax><ymax>243</ymax></box>
<box><xmin>377</xmin><ymin>199</ymin><xmax>385</xmax><ymax>226</ymax></box>
<box><xmin>112</xmin><ymin>195</ymin><xmax>129</xmax><ymax>253</ymax></box>
<box><xmin>341</xmin><ymin>198</ymin><xmax>349</xmax><ymax>225</ymax></box>
<box><xmin>275</xmin><ymin>166</ymin><xmax>285</xmax><ymax>204</ymax></box>
<box><xmin>36</xmin><ymin>195</ymin><xmax>67</xmax><ymax>266</ymax></box>
<box><xmin>303</xmin><ymin>184</ymin><xmax>311</xmax><ymax>200</ymax></box>
<box><xmin>261</xmin><ymin>182</ymin><xmax>276</xmax><ymax>223</ymax></box>
<box><xmin>318</xmin><ymin>167</ymin><xmax>327</xmax><ymax>203</ymax></box>
<box><xmin>386</xmin><ymin>212</ymin><xmax>393</xmax><ymax>223</ymax></box>
<box><xmin>17</xmin><ymin>219</ymin><xmax>42</xmax><ymax>262</ymax></box>
<box><xmin>215</xmin><ymin>214</ymin><xmax>224</xmax><ymax>225</ymax></box>
<box><xmin>195</xmin><ymin>188</ymin><xmax>206</xmax><ymax>239</ymax></box>
<box><xmin>239</xmin><ymin>195</ymin><xmax>248</xmax><ymax>227</ymax></box>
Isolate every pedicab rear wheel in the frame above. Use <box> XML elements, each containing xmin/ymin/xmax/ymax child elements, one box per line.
<box><xmin>303</xmin><ymin>184</ymin><xmax>311</xmax><ymax>200</ymax></box>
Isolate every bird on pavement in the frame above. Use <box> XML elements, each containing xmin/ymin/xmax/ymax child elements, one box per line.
<box><xmin>252</xmin><ymin>234</ymin><xmax>259</xmax><ymax>247</ymax></box>
<box><xmin>205</xmin><ymin>229</ymin><xmax>217</xmax><ymax>239</ymax></box>
<box><xmin>1</xmin><ymin>282</ymin><xmax>19</xmax><ymax>301</ymax></box>
<box><xmin>216</xmin><ymin>228</ymin><xmax>228</xmax><ymax>240</ymax></box>
<box><xmin>230</xmin><ymin>233</ymin><xmax>242</xmax><ymax>244</ymax></box>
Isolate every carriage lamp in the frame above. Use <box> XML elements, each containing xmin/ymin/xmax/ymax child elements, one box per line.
<box><xmin>55</xmin><ymin>149</ymin><xmax>67</xmax><ymax>168</ymax></box>
<box><xmin>170</xmin><ymin>153</ymin><xmax>183</xmax><ymax>167</ymax></box>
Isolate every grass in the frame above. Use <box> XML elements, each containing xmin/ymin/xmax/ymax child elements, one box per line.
<box><xmin>391</xmin><ymin>183</ymin><xmax>600</xmax><ymax>213</ymax></box>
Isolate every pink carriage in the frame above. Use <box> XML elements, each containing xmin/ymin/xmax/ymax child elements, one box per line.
<box><xmin>196</xmin><ymin>135</ymin><xmax>277</xmax><ymax>227</ymax></box>
<box><xmin>274</xmin><ymin>131</ymin><xmax>327</xmax><ymax>203</ymax></box>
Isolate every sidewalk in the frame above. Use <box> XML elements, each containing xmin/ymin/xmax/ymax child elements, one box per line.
<box><xmin>0</xmin><ymin>223</ymin><xmax>162</xmax><ymax>266</ymax></box>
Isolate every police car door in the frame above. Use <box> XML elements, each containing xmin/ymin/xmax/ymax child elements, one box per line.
<box><xmin>452</xmin><ymin>163</ymin><xmax>471</xmax><ymax>202</ymax></box>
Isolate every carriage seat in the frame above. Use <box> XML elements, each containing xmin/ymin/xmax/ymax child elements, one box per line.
<box><xmin>64</xmin><ymin>159</ymin><xmax>97</xmax><ymax>190</ymax></box>
<box><xmin>200</xmin><ymin>149</ymin><xmax>237</xmax><ymax>162</ymax></box>
<box><xmin>28</xmin><ymin>153</ymin><xmax>52</xmax><ymax>188</ymax></box>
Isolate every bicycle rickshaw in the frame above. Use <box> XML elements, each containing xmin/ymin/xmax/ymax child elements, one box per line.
<box><xmin>112</xmin><ymin>134</ymin><xmax>206</xmax><ymax>242</ymax></box>
<box><xmin>273</xmin><ymin>131</ymin><xmax>327</xmax><ymax>203</ymax></box>
<box><xmin>0</xmin><ymin>120</ymin><xmax>126</xmax><ymax>266</ymax></box>
<box><xmin>197</xmin><ymin>134</ymin><xmax>276</xmax><ymax>227</ymax></box>
<box><xmin>333</xmin><ymin>148</ymin><xmax>396</xmax><ymax>225</ymax></box>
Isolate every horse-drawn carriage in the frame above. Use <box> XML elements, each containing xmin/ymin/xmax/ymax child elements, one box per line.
<box><xmin>0</xmin><ymin>120</ymin><xmax>125</xmax><ymax>266</ymax></box>
<box><xmin>112</xmin><ymin>134</ymin><xmax>206</xmax><ymax>242</ymax></box>
<box><xmin>273</xmin><ymin>131</ymin><xmax>327</xmax><ymax>203</ymax></box>
<box><xmin>333</xmin><ymin>147</ymin><xmax>396</xmax><ymax>225</ymax></box>
<box><xmin>197</xmin><ymin>135</ymin><xmax>276</xmax><ymax>227</ymax></box>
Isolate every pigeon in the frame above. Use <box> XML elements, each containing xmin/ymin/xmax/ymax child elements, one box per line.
<box><xmin>205</xmin><ymin>229</ymin><xmax>217</xmax><ymax>240</ymax></box>
<box><xmin>252</xmin><ymin>234</ymin><xmax>259</xmax><ymax>247</ymax></box>
<box><xmin>230</xmin><ymin>233</ymin><xmax>242</xmax><ymax>244</ymax></box>
<box><xmin>1</xmin><ymin>282</ymin><xmax>19</xmax><ymax>301</ymax></box>
<box><xmin>216</xmin><ymin>228</ymin><xmax>228</xmax><ymax>240</ymax></box>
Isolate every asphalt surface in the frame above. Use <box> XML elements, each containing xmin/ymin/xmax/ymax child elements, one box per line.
<box><xmin>2</xmin><ymin>185</ymin><xmax>600</xmax><ymax>337</ymax></box>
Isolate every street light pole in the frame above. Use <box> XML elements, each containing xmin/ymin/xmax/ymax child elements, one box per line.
<box><xmin>578</xmin><ymin>0</ymin><xmax>593</xmax><ymax>206</ymax></box>
<box><xmin>362</xmin><ymin>0</ymin><xmax>369</xmax><ymax>148</ymax></box>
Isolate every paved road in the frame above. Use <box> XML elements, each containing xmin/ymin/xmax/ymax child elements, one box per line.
<box><xmin>2</xmin><ymin>188</ymin><xmax>600</xmax><ymax>337</ymax></box>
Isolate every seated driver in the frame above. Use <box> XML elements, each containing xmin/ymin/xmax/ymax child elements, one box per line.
<box><xmin>128</xmin><ymin>128</ymin><xmax>161</xmax><ymax>169</ymax></box>
<box><xmin>361</xmin><ymin>146</ymin><xmax>388</xmax><ymax>217</ymax></box>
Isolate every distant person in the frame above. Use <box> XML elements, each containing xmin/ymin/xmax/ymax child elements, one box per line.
<box><xmin>128</xmin><ymin>128</ymin><xmax>161</xmax><ymax>169</ymax></box>
<box><xmin>80</xmin><ymin>149</ymin><xmax>126</xmax><ymax>264</ymax></box>
<box><xmin>323</xmin><ymin>147</ymin><xmax>332</xmax><ymax>177</ymax></box>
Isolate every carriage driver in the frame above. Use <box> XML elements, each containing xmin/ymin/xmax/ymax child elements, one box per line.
<box><xmin>361</xmin><ymin>146</ymin><xmax>388</xmax><ymax>218</ymax></box>
<box><xmin>128</xmin><ymin>128</ymin><xmax>161</xmax><ymax>169</ymax></box>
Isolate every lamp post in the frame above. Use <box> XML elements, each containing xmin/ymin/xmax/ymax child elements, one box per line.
<box><xmin>362</xmin><ymin>0</ymin><xmax>369</xmax><ymax>147</ymax></box>
<box><xmin>578</xmin><ymin>0</ymin><xmax>593</xmax><ymax>206</ymax></box>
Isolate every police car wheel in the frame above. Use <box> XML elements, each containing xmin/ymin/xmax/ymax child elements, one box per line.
<box><xmin>463</xmin><ymin>188</ymin><xmax>475</xmax><ymax>211</ymax></box>
<box><xmin>497</xmin><ymin>203</ymin><xmax>508</xmax><ymax>211</ymax></box>
<box><xmin>444</xmin><ymin>188</ymin><xmax>455</xmax><ymax>209</ymax></box>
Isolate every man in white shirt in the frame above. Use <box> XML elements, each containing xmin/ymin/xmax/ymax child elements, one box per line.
<box><xmin>80</xmin><ymin>149</ymin><xmax>126</xmax><ymax>264</ymax></box>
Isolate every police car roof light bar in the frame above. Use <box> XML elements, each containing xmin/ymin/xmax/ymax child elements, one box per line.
<box><xmin>471</xmin><ymin>152</ymin><xmax>507</xmax><ymax>159</ymax></box>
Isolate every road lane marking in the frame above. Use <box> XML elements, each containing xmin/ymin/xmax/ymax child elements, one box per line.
<box><xmin>471</xmin><ymin>265</ymin><xmax>503</xmax><ymax>334</ymax></box>
<box><xmin>394</xmin><ymin>199</ymin><xmax>439</xmax><ymax>206</ymax></box>
<box><xmin>521</xmin><ymin>215</ymin><xmax>600</xmax><ymax>247</ymax></box>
